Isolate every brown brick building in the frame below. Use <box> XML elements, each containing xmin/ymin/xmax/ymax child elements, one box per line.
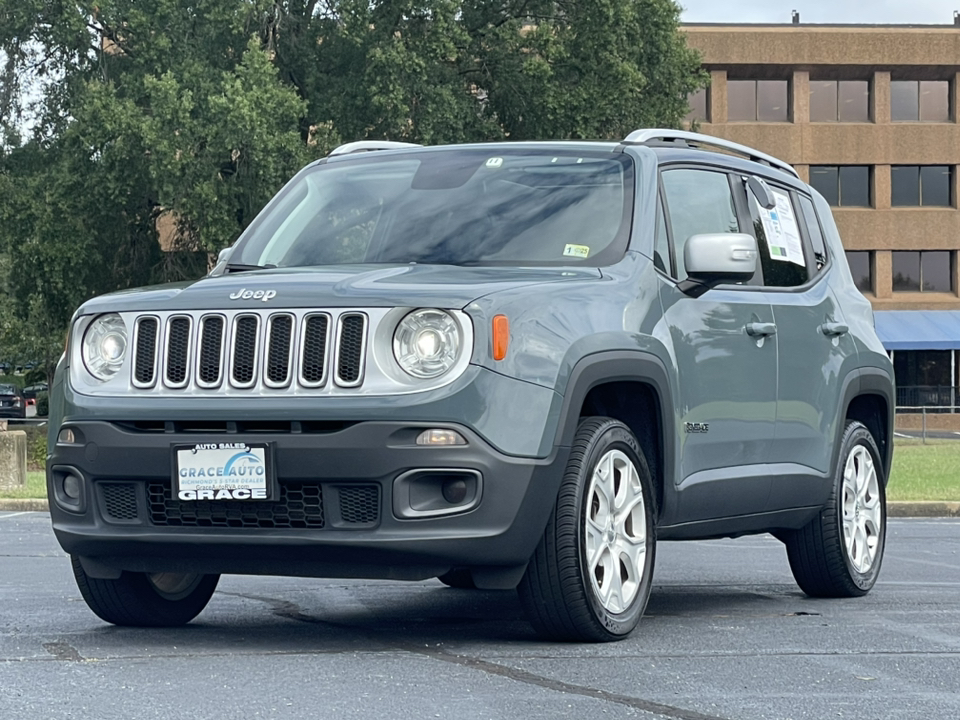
<box><xmin>683</xmin><ymin>21</ymin><xmax>960</xmax><ymax>408</ymax></box>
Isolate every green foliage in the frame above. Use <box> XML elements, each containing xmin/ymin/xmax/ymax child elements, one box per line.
<box><xmin>36</xmin><ymin>391</ymin><xmax>49</xmax><ymax>417</ymax></box>
<box><xmin>0</xmin><ymin>0</ymin><xmax>706</xmax><ymax>363</ymax></box>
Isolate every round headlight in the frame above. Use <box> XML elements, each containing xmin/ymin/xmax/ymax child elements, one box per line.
<box><xmin>82</xmin><ymin>313</ymin><xmax>128</xmax><ymax>381</ymax></box>
<box><xmin>393</xmin><ymin>309</ymin><xmax>462</xmax><ymax>379</ymax></box>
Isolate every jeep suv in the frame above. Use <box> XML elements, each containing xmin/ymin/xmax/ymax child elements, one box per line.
<box><xmin>46</xmin><ymin>131</ymin><xmax>894</xmax><ymax>641</ymax></box>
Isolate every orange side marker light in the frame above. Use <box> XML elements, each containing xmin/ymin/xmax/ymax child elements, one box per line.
<box><xmin>493</xmin><ymin>315</ymin><xmax>509</xmax><ymax>361</ymax></box>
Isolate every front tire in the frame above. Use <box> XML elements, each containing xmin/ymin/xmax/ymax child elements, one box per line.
<box><xmin>784</xmin><ymin>420</ymin><xmax>886</xmax><ymax>597</ymax></box>
<box><xmin>518</xmin><ymin>417</ymin><xmax>657</xmax><ymax>642</ymax></box>
<box><xmin>72</xmin><ymin>556</ymin><xmax>220</xmax><ymax>626</ymax></box>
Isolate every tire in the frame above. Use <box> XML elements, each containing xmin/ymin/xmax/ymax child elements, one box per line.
<box><xmin>518</xmin><ymin>417</ymin><xmax>657</xmax><ymax>642</ymax></box>
<box><xmin>437</xmin><ymin>568</ymin><xmax>477</xmax><ymax>589</ymax></box>
<box><xmin>72</xmin><ymin>556</ymin><xmax>220</xmax><ymax>627</ymax></box>
<box><xmin>784</xmin><ymin>420</ymin><xmax>886</xmax><ymax>598</ymax></box>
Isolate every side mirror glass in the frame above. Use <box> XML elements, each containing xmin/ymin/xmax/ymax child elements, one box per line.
<box><xmin>679</xmin><ymin>233</ymin><xmax>758</xmax><ymax>298</ymax></box>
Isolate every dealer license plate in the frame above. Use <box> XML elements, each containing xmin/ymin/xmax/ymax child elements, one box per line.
<box><xmin>174</xmin><ymin>442</ymin><xmax>273</xmax><ymax>502</ymax></box>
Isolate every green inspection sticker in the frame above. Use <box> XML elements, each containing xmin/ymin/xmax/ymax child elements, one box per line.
<box><xmin>563</xmin><ymin>244</ymin><xmax>590</xmax><ymax>259</ymax></box>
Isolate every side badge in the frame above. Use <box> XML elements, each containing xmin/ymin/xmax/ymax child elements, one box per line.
<box><xmin>684</xmin><ymin>422</ymin><xmax>709</xmax><ymax>434</ymax></box>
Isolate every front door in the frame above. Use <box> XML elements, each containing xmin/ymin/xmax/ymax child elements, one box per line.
<box><xmin>659</xmin><ymin>167</ymin><xmax>778</xmax><ymax>522</ymax></box>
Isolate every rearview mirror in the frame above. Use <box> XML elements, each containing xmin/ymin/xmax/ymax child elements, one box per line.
<box><xmin>746</xmin><ymin>176</ymin><xmax>777</xmax><ymax>210</ymax></box>
<box><xmin>679</xmin><ymin>233</ymin><xmax>758</xmax><ymax>298</ymax></box>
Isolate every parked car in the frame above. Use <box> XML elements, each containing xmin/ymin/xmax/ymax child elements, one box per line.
<box><xmin>46</xmin><ymin>131</ymin><xmax>894</xmax><ymax>641</ymax></box>
<box><xmin>0</xmin><ymin>383</ymin><xmax>26</xmax><ymax>419</ymax></box>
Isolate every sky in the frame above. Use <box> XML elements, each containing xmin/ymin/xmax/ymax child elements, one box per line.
<box><xmin>679</xmin><ymin>0</ymin><xmax>958</xmax><ymax>25</ymax></box>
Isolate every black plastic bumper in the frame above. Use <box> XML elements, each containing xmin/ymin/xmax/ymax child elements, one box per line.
<box><xmin>48</xmin><ymin>420</ymin><xmax>568</xmax><ymax>583</ymax></box>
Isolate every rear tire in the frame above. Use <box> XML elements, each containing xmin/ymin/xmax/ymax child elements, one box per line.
<box><xmin>784</xmin><ymin>420</ymin><xmax>886</xmax><ymax>597</ymax></box>
<box><xmin>518</xmin><ymin>417</ymin><xmax>657</xmax><ymax>642</ymax></box>
<box><xmin>72</xmin><ymin>556</ymin><xmax>220</xmax><ymax>626</ymax></box>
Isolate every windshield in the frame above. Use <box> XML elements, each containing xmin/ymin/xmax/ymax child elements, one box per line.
<box><xmin>233</xmin><ymin>149</ymin><xmax>634</xmax><ymax>268</ymax></box>
<box><xmin>0</xmin><ymin>384</ymin><xmax>15</xmax><ymax>395</ymax></box>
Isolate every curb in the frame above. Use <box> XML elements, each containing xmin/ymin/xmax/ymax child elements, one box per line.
<box><xmin>1</xmin><ymin>499</ymin><xmax>958</xmax><ymax>517</ymax></box>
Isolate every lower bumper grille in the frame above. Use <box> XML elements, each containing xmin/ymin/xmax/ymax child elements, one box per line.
<box><xmin>146</xmin><ymin>482</ymin><xmax>326</xmax><ymax>529</ymax></box>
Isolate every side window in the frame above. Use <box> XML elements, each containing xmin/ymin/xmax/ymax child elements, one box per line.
<box><xmin>745</xmin><ymin>181</ymin><xmax>810</xmax><ymax>288</ymax></box>
<box><xmin>661</xmin><ymin>169</ymin><xmax>740</xmax><ymax>281</ymax></box>
<box><xmin>797</xmin><ymin>195</ymin><xmax>828</xmax><ymax>272</ymax></box>
<box><xmin>654</xmin><ymin>197</ymin><xmax>671</xmax><ymax>275</ymax></box>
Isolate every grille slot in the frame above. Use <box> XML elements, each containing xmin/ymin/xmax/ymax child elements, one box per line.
<box><xmin>165</xmin><ymin>317</ymin><xmax>192</xmax><ymax>387</ymax></box>
<box><xmin>101</xmin><ymin>483</ymin><xmax>139</xmax><ymax>521</ymax></box>
<box><xmin>231</xmin><ymin>315</ymin><xmax>260</xmax><ymax>387</ymax></box>
<box><xmin>197</xmin><ymin>316</ymin><xmax>225</xmax><ymax>387</ymax></box>
<box><xmin>133</xmin><ymin>317</ymin><xmax>159</xmax><ymax>387</ymax></box>
<box><xmin>338</xmin><ymin>485</ymin><xmax>380</xmax><ymax>525</ymax></box>
<box><xmin>265</xmin><ymin>314</ymin><xmax>294</xmax><ymax>387</ymax></box>
<box><xmin>299</xmin><ymin>314</ymin><xmax>330</xmax><ymax>387</ymax></box>
<box><xmin>147</xmin><ymin>482</ymin><xmax>324</xmax><ymax>529</ymax></box>
<box><xmin>336</xmin><ymin>314</ymin><xmax>367</xmax><ymax>387</ymax></box>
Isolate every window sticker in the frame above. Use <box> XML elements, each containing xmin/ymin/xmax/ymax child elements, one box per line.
<box><xmin>758</xmin><ymin>189</ymin><xmax>806</xmax><ymax>267</ymax></box>
<box><xmin>563</xmin><ymin>244</ymin><xmax>590</xmax><ymax>259</ymax></box>
<box><xmin>485</xmin><ymin>157</ymin><xmax>503</xmax><ymax>169</ymax></box>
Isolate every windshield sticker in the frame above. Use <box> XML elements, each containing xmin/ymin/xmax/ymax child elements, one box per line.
<box><xmin>485</xmin><ymin>157</ymin><xmax>503</xmax><ymax>169</ymax></box>
<box><xmin>758</xmin><ymin>190</ymin><xmax>806</xmax><ymax>267</ymax></box>
<box><xmin>563</xmin><ymin>244</ymin><xmax>591</xmax><ymax>259</ymax></box>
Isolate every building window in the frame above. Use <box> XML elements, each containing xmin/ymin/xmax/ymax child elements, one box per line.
<box><xmin>845</xmin><ymin>251</ymin><xmax>872</xmax><ymax>293</ymax></box>
<box><xmin>727</xmin><ymin>80</ymin><xmax>789</xmax><ymax>122</ymax></box>
<box><xmin>685</xmin><ymin>88</ymin><xmax>708</xmax><ymax>124</ymax></box>
<box><xmin>809</xmin><ymin>166</ymin><xmax>871</xmax><ymax>207</ymax></box>
<box><xmin>891</xmin><ymin>80</ymin><xmax>950</xmax><ymax>122</ymax></box>
<box><xmin>893</xmin><ymin>251</ymin><xmax>953</xmax><ymax>292</ymax></box>
<box><xmin>891</xmin><ymin>166</ymin><xmax>952</xmax><ymax>207</ymax></box>
<box><xmin>894</xmin><ymin>351</ymin><xmax>952</xmax><ymax>400</ymax></box>
<box><xmin>809</xmin><ymin>80</ymin><xmax>870</xmax><ymax>122</ymax></box>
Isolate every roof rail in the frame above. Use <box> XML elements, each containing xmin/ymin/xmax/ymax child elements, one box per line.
<box><xmin>328</xmin><ymin>140</ymin><xmax>422</xmax><ymax>157</ymax></box>
<box><xmin>621</xmin><ymin>129</ymin><xmax>799</xmax><ymax>179</ymax></box>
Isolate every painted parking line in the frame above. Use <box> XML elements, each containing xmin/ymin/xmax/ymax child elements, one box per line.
<box><xmin>0</xmin><ymin>512</ymin><xmax>32</xmax><ymax>520</ymax></box>
<box><xmin>894</xmin><ymin>432</ymin><xmax>913</xmax><ymax>438</ymax></box>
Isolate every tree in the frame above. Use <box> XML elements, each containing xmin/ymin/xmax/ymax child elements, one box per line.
<box><xmin>0</xmin><ymin>0</ymin><xmax>705</xmax><ymax>368</ymax></box>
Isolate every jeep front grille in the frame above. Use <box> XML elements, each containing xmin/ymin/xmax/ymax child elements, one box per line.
<box><xmin>130</xmin><ymin>310</ymin><xmax>370</xmax><ymax>393</ymax></box>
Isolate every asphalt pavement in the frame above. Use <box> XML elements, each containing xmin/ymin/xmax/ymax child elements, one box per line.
<box><xmin>1</xmin><ymin>513</ymin><xmax>958</xmax><ymax>720</ymax></box>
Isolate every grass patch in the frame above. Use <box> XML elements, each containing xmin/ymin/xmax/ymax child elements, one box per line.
<box><xmin>0</xmin><ymin>471</ymin><xmax>46</xmax><ymax>500</ymax></box>
<box><xmin>888</xmin><ymin>438</ymin><xmax>960</xmax><ymax>502</ymax></box>
<box><xmin>2</xmin><ymin>440</ymin><xmax>958</xmax><ymax>502</ymax></box>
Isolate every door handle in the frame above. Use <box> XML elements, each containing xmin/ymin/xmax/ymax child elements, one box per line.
<box><xmin>745</xmin><ymin>322</ymin><xmax>777</xmax><ymax>337</ymax></box>
<box><xmin>820</xmin><ymin>322</ymin><xmax>849</xmax><ymax>337</ymax></box>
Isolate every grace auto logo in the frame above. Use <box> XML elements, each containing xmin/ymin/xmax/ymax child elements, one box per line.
<box><xmin>229</xmin><ymin>288</ymin><xmax>277</xmax><ymax>302</ymax></box>
<box><xmin>178</xmin><ymin>449</ymin><xmax>268</xmax><ymax>501</ymax></box>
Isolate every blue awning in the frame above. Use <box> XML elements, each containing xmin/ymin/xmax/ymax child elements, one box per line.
<box><xmin>874</xmin><ymin>311</ymin><xmax>960</xmax><ymax>351</ymax></box>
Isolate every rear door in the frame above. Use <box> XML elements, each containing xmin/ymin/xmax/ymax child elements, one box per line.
<box><xmin>739</xmin><ymin>178</ymin><xmax>859</xmax><ymax>509</ymax></box>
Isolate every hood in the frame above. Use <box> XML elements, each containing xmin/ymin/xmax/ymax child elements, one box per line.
<box><xmin>76</xmin><ymin>264</ymin><xmax>601</xmax><ymax>315</ymax></box>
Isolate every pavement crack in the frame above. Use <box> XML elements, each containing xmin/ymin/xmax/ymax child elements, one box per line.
<box><xmin>42</xmin><ymin>642</ymin><xmax>84</xmax><ymax>662</ymax></box>
<box><xmin>225</xmin><ymin>592</ymin><xmax>732</xmax><ymax>720</ymax></box>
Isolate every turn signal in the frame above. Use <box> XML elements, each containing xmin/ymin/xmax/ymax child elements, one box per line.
<box><xmin>493</xmin><ymin>315</ymin><xmax>509</xmax><ymax>361</ymax></box>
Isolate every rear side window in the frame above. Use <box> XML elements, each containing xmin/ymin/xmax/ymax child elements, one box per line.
<box><xmin>745</xmin><ymin>183</ymin><xmax>809</xmax><ymax>288</ymax></box>
<box><xmin>660</xmin><ymin>169</ymin><xmax>740</xmax><ymax>281</ymax></box>
<box><xmin>797</xmin><ymin>195</ymin><xmax>828</xmax><ymax>272</ymax></box>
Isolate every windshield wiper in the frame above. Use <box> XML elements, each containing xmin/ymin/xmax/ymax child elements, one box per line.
<box><xmin>225</xmin><ymin>263</ymin><xmax>276</xmax><ymax>273</ymax></box>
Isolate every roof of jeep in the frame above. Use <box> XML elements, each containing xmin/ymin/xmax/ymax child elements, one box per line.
<box><xmin>318</xmin><ymin>139</ymin><xmax>808</xmax><ymax>191</ymax></box>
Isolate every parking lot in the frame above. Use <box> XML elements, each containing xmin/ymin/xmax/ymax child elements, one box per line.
<box><xmin>1</xmin><ymin>513</ymin><xmax>957</xmax><ymax>719</ymax></box>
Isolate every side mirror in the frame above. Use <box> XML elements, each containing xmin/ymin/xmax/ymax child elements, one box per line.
<box><xmin>217</xmin><ymin>246</ymin><xmax>233</xmax><ymax>264</ymax></box>
<box><xmin>679</xmin><ymin>233</ymin><xmax>758</xmax><ymax>298</ymax></box>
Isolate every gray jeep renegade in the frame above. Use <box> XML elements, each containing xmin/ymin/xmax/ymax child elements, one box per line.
<box><xmin>46</xmin><ymin>130</ymin><xmax>894</xmax><ymax>642</ymax></box>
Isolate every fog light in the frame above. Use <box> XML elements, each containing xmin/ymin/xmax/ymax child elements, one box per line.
<box><xmin>57</xmin><ymin>428</ymin><xmax>76</xmax><ymax>444</ymax></box>
<box><xmin>442</xmin><ymin>478</ymin><xmax>468</xmax><ymax>504</ymax></box>
<box><xmin>416</xmin><ymin>429</ymin><xmax>466</xmax><ymax>446</ymax></box>
<box><xmin>62</xmin><ymin>474</ymin><xmax>81</xmax><ymax>500</ymax></box>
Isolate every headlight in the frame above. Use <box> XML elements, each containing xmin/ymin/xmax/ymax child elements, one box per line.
<box><xmin>82</xmin><ymin>313</ymin><xmax>128</xmax><ymax>381</ymax></box>
<box><xmin>393</xmin><ymin>309</ymin><xmax>462</xmax><ymax>379</ymax></box>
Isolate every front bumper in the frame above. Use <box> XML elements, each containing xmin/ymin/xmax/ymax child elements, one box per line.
<box><xmin>48</xmin><ymin>420</ymin><xmax>568</xmax><ymax>581</ymax></box>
